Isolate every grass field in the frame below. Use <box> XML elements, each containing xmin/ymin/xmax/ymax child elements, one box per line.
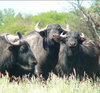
<box><xmin>0</xmin><ymin>73</ymin><xmax>100</xmax><ymax>93</ymax></box>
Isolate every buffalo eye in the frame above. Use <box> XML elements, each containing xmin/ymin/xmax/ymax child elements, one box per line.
<box><xmin>58</xmin><ymin>28</ymin><xmax>63</xmax><ymax>33</ymax></box>
<box><xmin>20</xmin><ymin>45</ymin><xmax>28</xmax><ymax>53</ymax></box>
<box><xmin>8</xmin><ymin>45</ymin><xmax>14</xmax><ymax>51</ymax></box>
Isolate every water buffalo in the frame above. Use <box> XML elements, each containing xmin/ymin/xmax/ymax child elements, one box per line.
<box><xmin>24</xmin><ymin>22</ymin><xmax>68</xmax><ymax>79</ymax></box>
<box><xmin>0</xmin><ymin>32</ymin><xmax>37</xmax><ymax>77</ymax></box>
<box><xmin>53</xmin><ymin>31</ymin><xmax>100</xmax><ymax>79</ymax></box>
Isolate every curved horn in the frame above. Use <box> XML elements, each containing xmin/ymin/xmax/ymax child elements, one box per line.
<box><xmin>60</xmin><ymin>32</ymin><xmax>67</xmax><ymax>38</ymax></box>
<box><xmin>5</xmin><ymin>33</ymin><xmax>21</xmax><ymax>46</ymax></box>
<box><xmin>35</xmin><ymin>22</ymin><xmax>48</xmax><ymax>32</ymax></box>
<box><xmin>80</xmin><ymin>33</ymin><xmax>85</xmax><ymax>38</ymax></box>
<box><xmin>80</xmin><ymin>33</ymin><xmax>86</xmax><ymax>41</ymax></box>
<box><xmin>61</xmin><ymin>23</ymin><xmax>70</xmax><ymax>32</ymax></box>
<box><xmin>65</xmin><ymin>23</ymin><xmax>70</xmax><ymax>31</ymax></box>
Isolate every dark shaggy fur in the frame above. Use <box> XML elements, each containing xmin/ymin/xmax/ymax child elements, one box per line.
<box><xmin>0</xmin><ymin>36</ymin><xmax>37</xmax><ymax>77</ymax></box>
<box><xmin>24</xmin><ymin>24</ymin><xmax>65</xmax><ymax>80</ymax></box>
<box><xmin>53</xmin><ymin>31</ymin><xmax>100</xmax><ymax>79</ymax></box>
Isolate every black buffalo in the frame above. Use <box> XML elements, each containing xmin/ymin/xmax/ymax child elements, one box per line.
<box><xmin>0</xmin><ymin>32</ymin><xmax>37</xmax><ymax>77</ymax></box>
<box><xmin>24</xmin><ymin>22</ymin><xmax>68</xmax><ymax>79</ymax></box>
<box><xmin>53</xmin><ymin>31</ymin><xmax>100</xmax><ymax>79</ymax></box>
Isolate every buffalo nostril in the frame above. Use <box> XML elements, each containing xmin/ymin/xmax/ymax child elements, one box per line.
<box><xmin>33</xmin><ymin>61</ymin><xmax>37</xmax><ymax>65</ymax></box>
<box><xmin>70</xmin><ymin>42</ymin><xmax>72</xmax><ymax>46</ymax></box>
<box><xmin>70</xmin><ymin>42</ymin><xmax>76</xmax><ymax>46</ymax></box>
<box><xmin>73</xmin><ymin>42</ymin><xmax>76</xmax><ymax>46</ymax></box>
<box><xmin>29</xmin><ymin>57</ymin><xmax>37</xmax><ymax>65</ymax></box>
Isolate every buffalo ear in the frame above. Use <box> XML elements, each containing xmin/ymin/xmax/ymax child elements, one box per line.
<box><xmin>79</xmin><ymin>37</ymin><xmax>86</xmax><ymax>44</ymax></box>
<box><xmin>8</xmin><ymin>45</ymin><xmax>15</xmax><ymax>51</ymax></box>
<box><xmin>39</xmin><ymin>31</ymin><xmax>46</xmax><ymax>38</ymax></box>
<box><xmin>16</xmin><ymin>32</ymin><xmax>22</xmax><ymax>39</ymax></box>
<box><xmin>35</xmin><ymin>31</ymin><xmax>46</xmax><ymax>38</ymax></box>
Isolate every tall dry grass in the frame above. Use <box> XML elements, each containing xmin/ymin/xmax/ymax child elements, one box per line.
<box><xmin>0</xmin><ymin>73</ymin><xmax>100</xmax><ymax>93</ymax></box>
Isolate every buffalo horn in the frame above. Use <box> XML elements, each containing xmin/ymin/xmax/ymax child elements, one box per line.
<box><xmin>5</xmin><ymin>33</ymin><xmax>22</xmax><ymax>46</ymax></box>
<box><xmin>80</xmin><ymin>33</ymin><xmax>85</xmax><ymax>38</ymax></box>
<box><xmin>61</xmin><ymin>23</ymin><xmax>70</xmax><ymax>32</ymax></box>
<box><xmin>60</xmin><ymin>32</ymin><xmax>67</xmax><ymax>38</ymax></box>
<box><xmin>35</xmin><ymin>22</ymin><xmax>48</xmax><ymax>32</ymax></box>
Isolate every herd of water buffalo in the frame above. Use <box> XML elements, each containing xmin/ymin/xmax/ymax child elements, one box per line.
<box><xmin>0</xmin><ymin>22</ymin><xmax>100</xmax><ymax>80</ymax></box>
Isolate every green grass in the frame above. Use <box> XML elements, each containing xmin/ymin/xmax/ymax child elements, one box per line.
<box><xmin>0</xmin><ymin>73</ymin><xmax>100</xmax><ymax>93</ymax></box>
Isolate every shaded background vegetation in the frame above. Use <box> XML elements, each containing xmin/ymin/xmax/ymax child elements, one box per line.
<box><xmin>0</xmin><ymin>0</ymin><xmax>99</xmax><ymax>40</ymax></box>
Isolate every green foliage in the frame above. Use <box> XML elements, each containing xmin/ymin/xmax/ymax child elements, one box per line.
<box><xmin>0</xmin><ymin>2</ymin><xmax>99</xmax><ymax>40</ymax></box>
<box><xmin>90</xmin><ymin>0</ymin><xmax>100</xmax><ymax>13</ymax></box>
<box><xmin>0</xmin><ymin>10</ymin><xmax>80</xmax><ymax>35</ymax></box>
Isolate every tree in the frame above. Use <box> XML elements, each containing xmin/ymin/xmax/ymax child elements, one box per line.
<box><xmin>3</xmin><ymin>8</ymin><xmax>15</xmax><ymax>17</ymax></box>
<box><xmin>70</xmin><ymin>0</ymin><xmax>100</xmax><ymax>41</ymax></box>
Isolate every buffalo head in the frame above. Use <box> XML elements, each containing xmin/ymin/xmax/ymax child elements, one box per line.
<box><xmin>4</xmin><ymin>32</ymin><xmax>37</xmax><ymax>76</ymax></box>
<box><xmin>34</xmin><ymin>22</ymin><xmax>69</xmax><ymax>47</ymax></box>
<box><xmin>53</xmin><ymin>31</ymin><xmax>85</xmax><ymax>49</ymax></box>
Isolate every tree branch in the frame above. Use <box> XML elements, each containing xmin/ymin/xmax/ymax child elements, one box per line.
<box><xmin>77</xmin><ymin>0</ymin><xmax>100</xmax><ymax>40</ymax></box>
